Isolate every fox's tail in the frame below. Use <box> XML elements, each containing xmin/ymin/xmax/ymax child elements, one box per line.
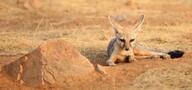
<box><xmin>134</xmin><ymin>42</ymin><xmax>184</xmax><ymax>58</ymax></box>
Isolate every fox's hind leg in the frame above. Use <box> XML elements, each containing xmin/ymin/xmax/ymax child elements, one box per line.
<box><xmin>134</xmin><ymin>48</ymin><xmax>170</xmax><ymax>59</ymax></box>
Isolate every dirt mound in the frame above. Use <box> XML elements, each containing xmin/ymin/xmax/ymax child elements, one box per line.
<box><xmin>4</xmin><ymin>39</ymin><xmax>94</xmax><ymax>87</ymax></box>
<box><xmin>134</xmin><ymin>64</ymin><xmax>192</xmax><ymax>90</ymax></box>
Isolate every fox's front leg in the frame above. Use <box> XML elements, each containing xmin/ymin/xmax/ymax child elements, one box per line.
<box><xmin>134</xmin><ymin>49</ymin><xmax>170</xmax><ymax>59</ymax></box>
<box><xmin>120</xmin><ymin>50</ymin><xmax>136</xmax><ymax>62</ymax></box>
<box><xmin>106</xmin><ymin>53</ymin><xmax>118</xmax><ymax>66</ymax></box>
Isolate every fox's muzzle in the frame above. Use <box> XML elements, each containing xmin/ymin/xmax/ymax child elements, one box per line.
<box><xmin>125</xmin><ymin>48</ymin><xmax>129</xmax><ymax>51</ymax></box>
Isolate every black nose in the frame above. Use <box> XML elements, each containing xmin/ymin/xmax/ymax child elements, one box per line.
<box><xmin>125</xmin><ymin>48</ymin><xmax>129</xmax><ymax>51</ymax></box>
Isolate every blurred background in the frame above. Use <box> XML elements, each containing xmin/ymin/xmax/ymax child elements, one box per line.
<box><xmin>0</xmin><ymin>0</ymin><xmax>192</xmax><ymax>55</ymax></box>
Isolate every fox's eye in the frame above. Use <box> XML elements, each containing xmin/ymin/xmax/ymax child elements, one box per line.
<box><xmin>119</xmin><ymin>39</ymin><xmax>125</xmax><ymax>42</ymax></box>
<box><xmin>130</xmin><ymin>39</ymin><xmax>135</xmax><ymax>42</ymax></box>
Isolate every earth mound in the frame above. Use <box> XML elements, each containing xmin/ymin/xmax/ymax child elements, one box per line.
<box><xmin>4</xmin><ymin>39</ymin><xmax>94</xmax><ymax>87</ymax></box>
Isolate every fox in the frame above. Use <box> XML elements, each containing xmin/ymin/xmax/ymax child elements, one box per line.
<box><xmin>106</xmin><ymin>15</ymin><xmax>170</xmax><ymax>66</ymax></box>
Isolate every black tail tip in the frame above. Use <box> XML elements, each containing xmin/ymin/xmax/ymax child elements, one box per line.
<box><xmin>168</xmin><ymin>50</ymin><xmax>185</xmax><ymax>59</ymax></box>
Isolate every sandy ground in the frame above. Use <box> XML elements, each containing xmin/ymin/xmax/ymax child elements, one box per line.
<box><xmin>0</xmin><ymin>53</ymin><xmax>191</xmax><ymax>90</ymax></box>
<box><xmin>0</xmin><ymin>0</ymin><xmax>192</xmax><ymax>89</ymax></box>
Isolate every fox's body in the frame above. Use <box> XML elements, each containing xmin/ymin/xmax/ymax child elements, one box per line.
<box><xmin>107</xmin><ymin>37</ymin><xmax>135</xmax><ymax>63</ymax></box>
<box><xmin>107</xmin><ymin>15</ymin><xmax>170</xmax><ymax>66</ymax></box>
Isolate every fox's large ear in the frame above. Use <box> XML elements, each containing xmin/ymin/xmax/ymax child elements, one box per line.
<box><xmin>133</xmin><ymin>15</ymin><xmax>145</xmax><ymax>32</ymax></box>
<box><xmin>108</xmin><ymin>16</ymin><xmax>123</xmax><ymax>35</ymax></box>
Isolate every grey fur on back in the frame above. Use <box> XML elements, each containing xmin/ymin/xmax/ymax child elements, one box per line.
<box><xmin>134</xmin><ymin>42</ymin><xmax>171</xmax><ymax>54</ymax></box>
<box><xmin>107</xmin><ymin>37</ymin><xmax>117</xmax><ymax>57</ymax></box>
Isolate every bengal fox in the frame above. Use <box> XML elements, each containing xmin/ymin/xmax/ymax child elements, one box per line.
<box><xmin>107</xmin><ymin>15</ymin><xmax>170</xmax><ymax>66</ymax></box>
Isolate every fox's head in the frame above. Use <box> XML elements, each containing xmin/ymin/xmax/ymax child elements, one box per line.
<box><xmin>109</xmin><ymin>15</ymin><xmax>145</xmax><ymax>52</ymax></box>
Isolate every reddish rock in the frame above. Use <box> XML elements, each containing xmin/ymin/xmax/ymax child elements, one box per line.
<box><xmin>4</xmin><ymin>39</ymin><xmax>94</xmax><ymax>87</ymax></box>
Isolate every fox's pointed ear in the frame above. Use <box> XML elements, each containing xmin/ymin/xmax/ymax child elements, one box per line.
<box><xmin>112</xmin><ymin>27</ymin><xmax>119</xmax><ymax>34</ymax></box>
<box><xmin>133</xmin><ymin>15</ymin><xmax>145</xmax><ymax>32</ymax></box>
<box><xmin>108</xmin><ymin>16</ymin><xmax>123</xmax><ymax>35</ymax></box>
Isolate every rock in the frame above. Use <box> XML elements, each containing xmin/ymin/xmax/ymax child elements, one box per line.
<box><xmin>4</xmin><ymin>39</ymin><xmax>94</xmax><ymax>87</ymax></box>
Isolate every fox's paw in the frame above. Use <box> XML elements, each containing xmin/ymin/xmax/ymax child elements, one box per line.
<box><xmin>129</xmin><ymin>57</ymin><xmax>137</xmax><ymax>63</ymax></box>
<box><xmin>106</xmin><ymin>60</ymin><xmax>116</xmax><ymax>66</ymax></box>
<box><xmin>160</xmin><ymin>54</ymin><xmax>170</xmax><ymax>59</ymax></box>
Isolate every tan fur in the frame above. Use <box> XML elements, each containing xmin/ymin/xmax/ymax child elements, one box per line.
<box><xmin>134</xmin><ymin>49</ymin><xmax>153</xmax><ymax>56</ymax></box>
